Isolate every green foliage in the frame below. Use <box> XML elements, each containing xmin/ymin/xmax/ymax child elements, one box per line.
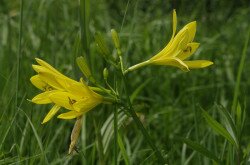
<box><xmin>0</xmin><ymin>0</ymin><xmax>249</xmax><ymax>164</ymax></box>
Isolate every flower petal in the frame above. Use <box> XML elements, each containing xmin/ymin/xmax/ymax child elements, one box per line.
<box><xmin>57</xmin><ymin>111</ymin><xmax>83</xmax><ymax>119</ymax></box>
<box><xmin>73</xmin><ymin>98</ymin><xmax>101</xmax><ymax>112</ymax></box>
<box><xmin>38</xmin><ymin>72</ymin><xmax>64</xmax><ymax>90</ymax></box>
<box><xmin>151</xmin><ymin>28</ymin><xmax>189</xmax><ymax>61</ymax></box>
<box><xmin>186</xmin><ymin>21</ymin><xmax>196</xmax><ymax>42</ymax></box>
<box><xmin>30</xmin><ymin>75</ymin><xmax>47</xmax><ymax>91</ymax></box>
<box><xmin>55</xmin><ymin>76</ymin><xmax>87</xmax><ymax>95</ymax></box>
<box><xmin>178</xmin><ymin>42</ymin><xmax>200</xmax><ymax>60</ymax></box>
<box><xmin>183</xmin><ymin>60</ymin><xmax>214</xmax><ymax>69</ymax></box>
<box><xmin>152</xmin><ymin>57</ymin><xmax>189</xmax><ymax>71</ymax></box>
<box><xmin>49</xmin><ymin>91</ymin><xmax>81</xmax><ymax>111</ymax></box>
<box><xmin>42</xmin><ymin>105</ymin><xmax>61</xmax><ymax>124</ymax></box>
<box><xmin>31</xmin><ymin>91</ymin><xmax>56</xmax><ymax>104</ymax></box>
<box><xmin>35</xmin><ymin>58</ymin><xmax>62</xmax><ymax>75</ymax></box>
<box><xmin>172</xmin><ymin>9</ymin><xmax>177</xmax><ymax>39</ymax></box>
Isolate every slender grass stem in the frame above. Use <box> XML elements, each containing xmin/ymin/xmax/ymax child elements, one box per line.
<box><xmin>114</xmin><ymin>103</ymin><xmax>118</xmax><ymax>165</ymax></box>
<box><xmin>231</xmin><ymin>28</ymin><xmax>250</xmax><ymax>115</ymax></box>
<box><xmin>16</xmin><ymin>0</ymin><xmax>23</xmax><ymax>111</ymax></box>
<box><xmin>120</xmin><ymin>73</ymin><xmax>166</xmax><ymax>163</ymax></box>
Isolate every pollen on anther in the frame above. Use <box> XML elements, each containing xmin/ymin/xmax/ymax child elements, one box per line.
<box><xmin>183</xmin><ymin>46</ymin><xmax>192</xmax><ymax>53</ymax></box>
<box><xmin>68</xmin><ymin>97</ymin><xmax>77</xmax><ymax>105</ymax></box>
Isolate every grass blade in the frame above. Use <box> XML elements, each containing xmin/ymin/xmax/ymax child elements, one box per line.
<box><xmin>20</xmin><ymin>109</ymin><xmax>48</xmax><ymax>164</ymax></box>
<box><xmin>79</xmin><ymin>0</ymin><xmax>90</xmax><ymax>56</ymax></box>
<box><xmin>217</xmin><ymin>105</ymin><xmax>238</xmax><ymax>148</ymax></box>
<box><xmin>178</xmin><ymin>137</ymin><xmax>221</xmax><ymax>164</ymax></box>
<box><xmin>117</xmin><ymin>133</ymin><xmax>130</xmax><ymax>165</ymax></box>
<box><xmin>201</xmin><ymin>109</ymin><xmax>238</xmax><ymax>148</ymax></box>
<box><xmin>231</xmin><ymin>28</ymin><xmax>250</xmax><ymax>114</ymax></box>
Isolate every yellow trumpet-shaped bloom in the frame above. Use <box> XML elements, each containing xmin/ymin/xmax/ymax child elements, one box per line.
<box><xmin>126</xmin><ymin>10</ymin><xmax>213</xmax><ymax>73</ymax></box>
<box><xmin>30</xmin><ymin>58</ymin><xmax>103</xmax><ymax>124</ymax></box>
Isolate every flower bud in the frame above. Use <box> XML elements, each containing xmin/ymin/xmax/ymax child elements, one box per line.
<box><xmin>76</xmin><ymin>56</ymin><xmax>94</xmax><ymax>82</ymax></box>
<box><xmin>103</xmin><ymin>68</ymin><xmax>109</xmax><ymax>81</ymax></box>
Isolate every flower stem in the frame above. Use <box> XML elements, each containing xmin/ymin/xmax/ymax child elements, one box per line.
<box><xmin>120</xmin><ymin>73</ymin><xmax>166</xmax><ymax>163</ymax></box>
<box><xmin>124</xmin><ymin>60</ymin><xmax>151</xmax><ymax>74</ymax></box>
<box><xmin>103</xmin><ymin>96</ymin><xmax>117</xmax><ymax>104</ymax></box>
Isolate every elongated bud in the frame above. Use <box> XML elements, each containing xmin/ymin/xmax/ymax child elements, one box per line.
<box><xmin>76</xmin><ymin>56</ymin><xmax>95</xmax><ymax>82</ymax></box>
<box><xmin>111</xmin><ymin>29</ymin><xmax>120</xmax><ymax>49</ymax></box>
<box><xmin>111</xmin><ymin>29</ymin><xmax>122</xmax><ymax>56</ymax></box>
<box><xmin>69</xmin><ymin>116</ymin><xmax>83</xmax><ymax>154</ymax></box>
<box><xmin>103</xmin><ymin>68</ymin><xmax>109</xmax><ymax>81</ymax></box>
<box><xmin>95</xmin><ymin>32</ymin><xmax>111</xmax><ymax>59</ymax></box>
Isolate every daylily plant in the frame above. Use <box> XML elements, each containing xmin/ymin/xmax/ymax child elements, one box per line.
<box><xmin>30</xmin><ymin>58</ymin><xmax>103</xmax><ymax>124</ymax></box>
<box><xmin>125</xmin><ymin>10</ymin><xmax>213</xmax><ymax>73</ymax></box>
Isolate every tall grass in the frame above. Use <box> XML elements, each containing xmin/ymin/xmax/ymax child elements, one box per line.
<box><xmin>0</xmin><ymin>0</ymin><xmax>249</xmax><ymax>164</ymax></box>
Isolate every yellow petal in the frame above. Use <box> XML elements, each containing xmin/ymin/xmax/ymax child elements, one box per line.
<box><xmin>167</xmin><ymin>28</ymin><xmax>188</xmax><ymax>53</ymax></box>
<box><xmin>56</xmin><ymin>76</ymin><xmax>102</xmax><ymax>99</ymax></box>
<box><xmin>151</xmin><ymin>28</ymin><xmax>189</xmax><ymax>61</ymax></box>
<box><xmin>177</xmin><ymin>33</ymin><xmax>190</xmax><ymax>51</ymax></box>
<box><xmin>172</xmin><ymin>9</ymin><xmax>177</xmax><ymax>39</ymax></box>
<box><xmin>31</xmin><ymin>91</ymin><xmax>55</xmax><ymax>104</ymax></box>
<box><xmin>178</xmin><ymin>42</ymin><xmax>200</xmax><ymax>60</ymax></box>
<box><xmin>152</xmin><ymin>57</ymin><xmax>189</xmax><ymax>71</ymax></box>
<box><xmin>185</xmin><ymin>21</ymin><xmax>196</xmax><ymax>42</ymax></box>
<box><xmin>57</xmin><ymin>111</ymin><xmax>83</xmax><ymax>119</ymax></box>
<box><xmin>73</xmin><ymin>98</ymin><xmax>101</xmax><ymax>112</ymax></box>
<box><xmin>183</xmin><ymin>60</ymin><xmax>214</xmax><ymax>69</ymax></box>
<box><xmin>42</xmin><ymin>105</ymin><xmax>61</xmax><ymax>124</ymax></box>
<box><xmin>55</xmin><ymin>76</ymin><xmax>87</xmax><ymax>96</ymax></box>
<box><xmin>49</xmin><ymin>91</ymin><xmax>81</xmax><ymax>111</ymax></box>
<box><xmin>38</xmin><ymin>72</ymin><xmax>64</xmax><ymax>90</ymax></box>
<box><xmin>35</xmin><ymin>58</ymin><xmax>62</xmax><ymax>75</ymax></box>
<box><xmin>30</xmin><ymin>75</ymin><xmax>47</xmax><ymax>91</ymax></box>
<box><xmin>150</xmin><ymin>10</ymin><xmax>179</xmax><ymax>61</ymax></box>
<box><xmin>32</xmin><ymin>65</ymin><xmax>49</xmax><ymax>74</ymax></box>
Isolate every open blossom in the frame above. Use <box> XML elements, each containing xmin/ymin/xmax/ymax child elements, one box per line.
<box><xmin>30</xmin><ymin>58</ymin><xmax>103</xmax><ymax>124</ymax></box>
<box><xmin>126</xmin><ymin>10</ymin><xmax>213</xmax><ymax>72</ymax></box>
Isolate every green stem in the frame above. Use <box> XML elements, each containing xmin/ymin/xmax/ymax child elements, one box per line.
<box><xmin>124</xmin><ymin>60</ymin><xmax>151</xmax><ymax>74</ymax></box>
<box><xmin>91</xmin><ymin>83</ymin><xmax>117</xmax><ymax>99</ymax></box>
<box><xmin>90</xmin><ymin>86</ymin><xmax>111</xmax><ymax>94</ymax></box>
<box><xmin>120</xmin><ymin>73</ymin><xmax>166</xmax><ymax>163</ymax></box>
<box><xmin>16</xmin><ymin>0</ymin><xmax>23</xmax><ymax>110</ymax></box>
<box><xmin>103</xmin><ymin>97</ymin><xmax>117</xmax><ymax>104</ymax></box>
<box><xmin>119</xmin><ymin>56</ymin><xmax>124</xmax><ymax>74</ymax></box>
<box><xmin>231</xmin><ymin>28</ymin><xmax>250</xmax><ymax>115</ymax></box>
<box><xmin>114</xmin><ymin>103</ymin><xmax>118</xmax><ymax>165</ymax></box>
<box><xmin>105</xmin><ymin>80</ymin><xmax>117</xmax><ymax>96</ymax></box>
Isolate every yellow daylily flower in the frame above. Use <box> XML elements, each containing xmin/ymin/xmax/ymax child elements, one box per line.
<box><xmin>125</xmin><ymin>10</ymin><xmax>213</xmax><ymax>73</ymax></box>
<box><xmin>30</xmin><ymin>58</ymin><xmax>103</xmax><ymax>124</ymax></box>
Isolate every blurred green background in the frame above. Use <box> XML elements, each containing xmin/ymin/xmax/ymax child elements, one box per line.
<box><xmin>0</xmin><ymin>0</ymin><xmax>249</xmax><ymax>164</ymax></box>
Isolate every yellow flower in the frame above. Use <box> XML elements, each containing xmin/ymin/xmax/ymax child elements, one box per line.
<box><xmin>125</xmin><ymin>10</ymin><xmax>213</xmax><ymax>73</ymax></box>
<box><xmin>30</xmin><ymin>58</ymin><xmax>103</xmax><ymax>124</ymax></box>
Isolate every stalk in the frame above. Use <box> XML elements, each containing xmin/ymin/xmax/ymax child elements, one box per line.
<box><xmin>124</xmin><ymin>60</ymin><xmax>151</xmax><ymax>74</ymax></box>
<box><xmin>120</xmin><ymin>73</ymin><xmax>166</xmax><ymax>163</ymax></box>
<box><xmin>114</xmin><ymin>103</ymin><xmax>118</xmax><ymax>165</ymax></box>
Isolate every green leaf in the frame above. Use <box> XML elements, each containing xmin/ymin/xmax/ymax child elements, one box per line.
<box><xmin>178</xmin><ymin>137</ymin><xmax>221</xmax><ymax>164</ymax></box>
<box><xmin>79</xmin><ymin>0</ymin><xmax>90</xmax><ymax>55</ymax></box>
<box><xmin>232</xmin><ymin>29</ymin><xmax>250</xmax><ymax>114</ymax></box>
<box><xmin>101</xmin><ymin>110</ymin><xmax>128</xmax><ymax>154</ymax></box>
<box><xmin>130</xmin><ymin>79</ymin><xmax>151</xmax><ymax>103</ymax></box>
<box><xmin>118</xmin><ymin>133</ymin><xmax>130</xmax><ymax>165</ymax></box>
<box><xmin>201</xmin><ymin>109</ymin><xmax>238</xmax><ymax>148</ymax></box>
<box><xmin>216</xmin><ymin>105</ymin><xmax>239</xmax><ymax>148</ymax></box>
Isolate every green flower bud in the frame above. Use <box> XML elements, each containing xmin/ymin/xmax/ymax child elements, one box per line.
<box><xmin>103</xmin><ymin>68</ymin><xmax>109</xmax><ymax>81</ymax></box>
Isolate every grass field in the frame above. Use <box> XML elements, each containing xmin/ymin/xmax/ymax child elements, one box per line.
<box><xmin>0</xmin><ymin>0</ymin><xmax>250</xmax><ymax>164</ymax></box>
